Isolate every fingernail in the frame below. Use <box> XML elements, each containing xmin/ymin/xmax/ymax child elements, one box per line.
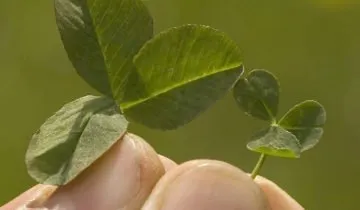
<box><xmin>143</xmin><ymin>160</ymin><xmax>269</xmax><ymax>210</ymax></box>
<box><xmin>42</xmin><ymin>134</ymin><xmax>142</xmax><ymax>210</ymax></box>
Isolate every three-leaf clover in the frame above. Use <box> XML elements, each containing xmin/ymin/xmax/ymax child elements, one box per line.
<box><xmin>25</xmin><ymin>0</ymin><xmax>243</xmax><ymax>185</ymax></box>
<box><xmin>233</xmin><ymin>69</ymin><xmax>326</xmax><ymax>178</ymax></box>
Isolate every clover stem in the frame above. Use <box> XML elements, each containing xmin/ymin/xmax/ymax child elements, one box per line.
<box><xmin>251</xmin><ymin>153</ymin><xmax>267</xmax><ymax>179</ymax></box>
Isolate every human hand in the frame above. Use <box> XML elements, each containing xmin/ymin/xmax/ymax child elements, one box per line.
<box><xmin>1</xmin><ymin>133</ymin><xmax>304</xmax><ymax>210</ymax></box>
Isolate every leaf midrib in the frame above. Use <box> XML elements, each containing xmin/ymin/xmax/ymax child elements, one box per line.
<box><xmin>120</xmin><ymin>64</ymin><xmax>243</xmax><ymax>110</ymax></box>
<box><xmin>248</xmin><ymin>77</ymin><xmax>277</xmax><ymax>121</ymax></box>
<box><xmin>83</xmin><ymin>0</ymin><xmax>112</xmax><ymax>96</ymax></box>
<box><xmin>60</xmin><ymin>100</ymin><xmax>117</xmax><ymax>182</ymax></box>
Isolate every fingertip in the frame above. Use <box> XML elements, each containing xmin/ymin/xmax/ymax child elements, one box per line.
<box><xmin>254</xmin><ymin>176</ymin><xmax>304</xmax><ymax>210</ymax></box>
<box><xmin>158</xmin><ymin>155</ymin><xmax>177</xmax><ymax>171</ymax></box>
<box><xmin>143</xmin><ymin>160</ymin><xmax>269</xmax><ymax>210</ymax></box>
<box><xmin>1</xmin><ymin>185</ymin><xmax>56</xmax><ymax>210</ymax></box>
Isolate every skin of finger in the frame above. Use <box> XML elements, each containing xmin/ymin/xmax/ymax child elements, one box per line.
<box><xmin>158</xmin><ymin>155</ymin><xmax>177</xmax><ymax>172</ymax></box>
<box><xmin>0</xmin><ymin>185</ymin><xmax>56</xmax><ymax>210</ymax></box>
<box><xmin>28</xmin><ymin>133</ymin><xmax>166</xmax><ymax>210</ymax></box>
<box><xmin>2</xmin><ymin>155</ymin><xmax>176</xmax><ymax>210</ymax></box>
<box><xmin>254</xmin><ymin>176</ymin><xmax>304</xmax><ymax>210</ymax></box>
<box><xmin>142</xmin><ymin>160</ymin><xmax>270</xmax><ymax>210</ymax></box>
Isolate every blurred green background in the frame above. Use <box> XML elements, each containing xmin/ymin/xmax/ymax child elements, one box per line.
<box><xmin>1</xmin><ymin>0</ymin><xmax>359</xmax><ymax>209</ymax></box>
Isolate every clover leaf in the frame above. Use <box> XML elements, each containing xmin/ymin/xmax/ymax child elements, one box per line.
<box><xmin>233</xmin><ymin>69</ymin><xmax>326</xmax><ymax>178</ymax></box>
<box><xmin>26</xmin><ymin>0</ymin><xmax>243</xmax><ymax>185</ymax></box>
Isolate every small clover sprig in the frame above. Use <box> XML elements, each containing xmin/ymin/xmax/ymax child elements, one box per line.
<box><xmin>233</xmin><ymin>69</ymin><xmax>326</xmax><ymax>179</ymax></box>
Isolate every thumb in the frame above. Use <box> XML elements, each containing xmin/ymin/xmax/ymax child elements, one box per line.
<box><xmin>0</xmin><ymin>185</ymin><xmax>56</xmax><ymax>210</ymax></box>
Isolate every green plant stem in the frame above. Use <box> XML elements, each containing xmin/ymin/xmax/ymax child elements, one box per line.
<box><xmin>251</xmin><ymin>153</ymin><xmax>267</xmax><ymax>179</ymax></box>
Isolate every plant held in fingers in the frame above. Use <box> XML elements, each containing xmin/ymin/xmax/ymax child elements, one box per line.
<box><xmin>25</xmin><ymin>0</ymin><xmax>326</xmax><ymax>188</ymax></box>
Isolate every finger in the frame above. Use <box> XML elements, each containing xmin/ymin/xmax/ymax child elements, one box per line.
<box><xmin>23</xmin><ymin>133</ymin><xmax>165</xmax><ymax>210</ymax></box>
<box><xmin>0</xmin><ymin>185</ymin><xmax>56</xmax><ymax>210</ymax></box>
<box><xmin>158</xmin><ymin>155</ymin><xmax>177</xmax><ymax>172</ymax></box>
<box><xmin>142</xmin><ymin>160</ymin><xmax>270</xmax><ymax>210</ymax></box>
<box><xmin>254</xmin><ymin>176</ymin><xmax>304</xmax><ymax>210</ymax></box>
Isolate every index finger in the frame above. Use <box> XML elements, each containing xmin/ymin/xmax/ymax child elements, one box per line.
<box><xmin>254</xmin><ymin>176</ymin><xmax>304</xmax><ymax>210</ymax></box>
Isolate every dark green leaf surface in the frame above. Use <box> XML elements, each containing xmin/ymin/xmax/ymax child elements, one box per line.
<box><xmin>233</xmin><ymin>69</ymin><xmax>279</xmax><ymax>121</ymax></box>
<box><xmin>25</xmin><ymin>96</ymin><xmax>128</xmax><ymax>185</ymax></box>
<box><xmin>121</xmin><ymin>24</ymin><xmax>243</xmax><ymax>130</ymax></box>
<box><xmin>55</xmin><ymin>0</ymin><xmax>153</xmax><ymax>97</ymax></box>
<box><xmin>279</xmin><ymin>100</ymin><xmax>326</xmax><ymax>152</ymax></box>
<box><xmin>247</xmin><ymin>126</ymin><xmax>301</xmax><ymax>158</ymax></box>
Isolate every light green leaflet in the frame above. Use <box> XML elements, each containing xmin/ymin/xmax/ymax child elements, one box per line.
<box><xmin>247</xmin><ymin>125</ymin><xmax>301</xmax><ymax>158</ymax></box>
<box><xmin>25</xmin><ymin>96</ymin><xmax>128</xmax><ymax>185</ymax></box>
<box><xmin>55</xmin><ymin>0</ymin><xmax>153</xmax><ymax>98</ymax></box>
<box><xmin>122</xmin><ymin>24</ymin><xmax>244</xmax><ymax>129</ymax></box>
<box><xmin>234</xmin><ymin>70</ymin><xmax>326</xmax><ymax>158</ymax></box>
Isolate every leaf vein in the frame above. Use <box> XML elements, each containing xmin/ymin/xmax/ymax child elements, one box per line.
<box><xmin>121</xmin><ymin>64</ymin><xmax>241</xmax><ymax>110</ymax></box>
